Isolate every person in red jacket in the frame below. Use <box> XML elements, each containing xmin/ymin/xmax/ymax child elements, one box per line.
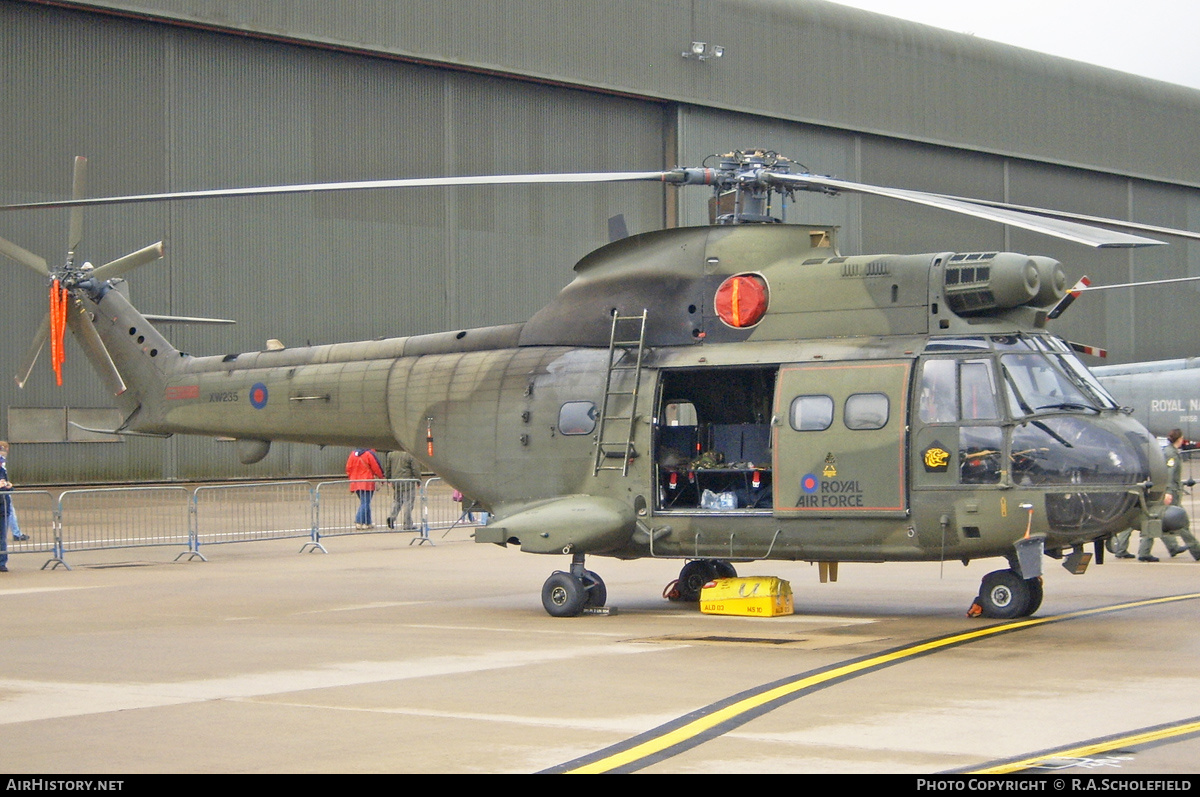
<box><xmin>346</xmin><ymin>448</ymin><xmax>384</xmax><ymax>529</ymax></box>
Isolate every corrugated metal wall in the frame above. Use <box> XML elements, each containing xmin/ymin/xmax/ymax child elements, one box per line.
<box><xmin>61</xmin><ymin>0</ymin><xmax>1200</xmax><ymax>188</ymax></box>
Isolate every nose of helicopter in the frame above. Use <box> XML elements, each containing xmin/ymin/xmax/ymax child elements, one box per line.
<box><xmin>1014</xmin><ymin>414</ymin><xmax>1161</xmax><ymax>540</ymax></box>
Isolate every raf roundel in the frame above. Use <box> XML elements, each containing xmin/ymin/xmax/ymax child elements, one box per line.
<box><xmin>714</xmin><ymin>273</ymin><xmax>769</xmax><ymax>328</ymax></box>
<box><xmin>250</xmin><ymin>382</ymin><xmax>269</xmax><ymax>409</ymax></box>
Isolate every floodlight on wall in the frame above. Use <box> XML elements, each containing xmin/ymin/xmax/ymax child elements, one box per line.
<box><xmin>683</xmin><ymin>41</ymin><xmax>724</xmax><ymax>61</ymax></box>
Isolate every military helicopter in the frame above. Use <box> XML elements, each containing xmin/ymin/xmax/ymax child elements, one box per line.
<box><xmin>1</xmin><ymin>150</ymin><xmax>1187</xmax><ymax>619</ymax></box>
<box><xmin>1093</xmin><ymin>357</ymin><xmax>1200</xmax><ymax>441</ymax></box>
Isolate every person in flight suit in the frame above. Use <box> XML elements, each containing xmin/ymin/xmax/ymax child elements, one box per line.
<box><xmin>1138</xmin><ymin>429</ymin><xmax>1200</xmax><ymax>562</ymax></box>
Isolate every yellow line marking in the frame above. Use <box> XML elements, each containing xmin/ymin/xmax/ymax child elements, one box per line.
<box><xmin>971</xmin><ymin>718</ymin><xmax>1200</xmax><ymax>774</ymax></box>
<box><xmin>563</xmin><ymin>592</ymin><xmax>1200</xmax><ymax>774</ymax></box>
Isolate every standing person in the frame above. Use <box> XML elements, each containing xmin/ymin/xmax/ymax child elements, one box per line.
<box><xmin>385</xmin><ymin>449</ymin><xmax>421</xmax><ymax>530</ymax></box>
<box><xmin>0</xmin><ymin>442</ymin><xmax>27</xmax><ymax>543</ymax></box>
<box><xmin>346</xmin><ymin>448</ymin><xmax>384</xmax><ymax>530</ymax></box>
<box><xmin>1139</xmin><ymin>428</ymin><xmax>1200</xmax><ymax>562</ymax></box>
<box><xmin>0</xmin><ymin>460</ymin><xmax>9</xmax><ymax>573</ymax></box>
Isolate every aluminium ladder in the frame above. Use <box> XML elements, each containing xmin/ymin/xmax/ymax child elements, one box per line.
<box><xmin>592</xmin><ymin>310</ymin><xmax>648</xmax><ymax>476</ymax></box>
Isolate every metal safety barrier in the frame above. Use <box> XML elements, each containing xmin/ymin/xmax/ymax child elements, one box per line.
<box><xmin>3</xmin><ymin>490</ymin><xmax>58</xmax><ymax>561</ymax></box>
<box><xmin>313</xmin><ymin>478</ymin><xmax>423</xmax><ymax>542</ymax></box>
<box><xmin>189</xmin><ymin>481</ymin><xmax>316</xmax><ymax>560</ymax></box>
<box><xmin>421</xmin><ymin>477</ymin><xmax>485</xmax><ymax>540</ymax></box>
<box><xmin>57</xmin><ymin>486</ymin><xmax>192</xmax><ymax>568</ymax></box>
<box><xmin>1</xmin><ymin>477</ymin><xmax>476</xmax><ymax>569</ymax></box>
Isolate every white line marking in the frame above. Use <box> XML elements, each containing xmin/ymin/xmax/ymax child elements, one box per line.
<box><xmin>0</xmin><ymin>645</ymin><xmax>664</xmax><ymax>725</ymax></box>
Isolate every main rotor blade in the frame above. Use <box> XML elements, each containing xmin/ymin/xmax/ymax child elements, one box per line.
<box><xmin>143</xmin><ymin>313</ymin><xmax>236</xmax><ymax>325</ymax></box>
<box><xmin>768</xmin><ymin>173</ymin><xmax>1165</xmax><ymax>249</ymax></box>
<box><xmin>91</xmin><ymin>241</ymin><xmax>165</xmax><ymax>281</ymax></box>
<box><xmin>1079</xmin><ymin>275</ymin><xmax>1200</xmax><ymax>291</ymax></box>
<box><xmin>14</xmin><ymin>312</ymin><xmax>50</xmax><ymax>389</ymax></box>
<box><xmin>0</xmin><ymin>172</ymin><xmax>670</xmax><ymax>211</ymax></box>
<box><xmin>931</xmin><ymin>193</ymin><xmax>1200</xmax><ymax>244</ymax></box>
<box><xmin>0</xmin><ymin>236</ymin><xmax>50</xmax><ymax>274</ymax></box>
<box><xmin>68</xmin><ymin>155</ymin><xmax>87</xmax><ymax>255</ymax></box>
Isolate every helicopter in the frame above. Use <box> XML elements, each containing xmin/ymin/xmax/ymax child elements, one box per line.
<box><xmin>1092</xmin><ymin>357</ymin><xmax>1200</xmax><ymax>442</ymax></box>
<box><xmin>1</xmin><ymin>150</ymin><xmax>1187</xmax><ymax>619</ymax></box>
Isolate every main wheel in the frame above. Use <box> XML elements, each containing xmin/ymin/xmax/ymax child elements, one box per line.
<box><xmin>1024</xmin><ymin>576</ymin><xmax>1044</xmax><ymax>616</ymax></box>
<box><xmin>582</xmin><ymin>569</ymin><xmax>607</xmax><ymax>607</ymax></box>
<box><xmin>542</xmin><ymin>571</ymin><xmax>587</xmax><ymax>617</ymax></box>
<box><xmin>675</xmin><ymin>560</ymin><xmax>719</xmax><ymax>602</ymax></box>
<box><xmin>976</xmin><ymin>569</ymin><xmax>1033</xmax><ymax>619</ymax></box>
<box><xmin>713</xmin><ymin>560</ymin><xmax>738</xmax><ymax>579</ymax></box>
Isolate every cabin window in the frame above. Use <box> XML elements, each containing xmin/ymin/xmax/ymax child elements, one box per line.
<box><xmin>790</xmin><ymin>395</ymin><xmax>834</xmax><ymax>431</ymax></box>
<box><xmin>558</xmin><ymin>401</ymin><xmax>597</xmax><ymax>435</ymax></box>
<box><xmin>844</xmin><ymin>393</ymin><xmax>889</xmax><ymax>430</ymax></box>
<box><xmin>663</xmin><ymin>400</ymin><xmax>698</xmax><ymax>426</ymax></box>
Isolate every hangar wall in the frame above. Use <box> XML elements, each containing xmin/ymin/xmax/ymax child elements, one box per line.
<box><xmin>3</xmin><ymin>0</ymin><xmax>1199</xmax><ymax>484</ymax></box>
<box><xmin>52</xmin><ymin>0</ymin><xmax>1200</xmax><ymax>188</ymax></box>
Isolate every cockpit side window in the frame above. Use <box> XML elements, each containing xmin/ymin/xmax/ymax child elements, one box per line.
<box><xmin>960</xmin><ymin>360</ymin><xmax>999</xmax><ymax>420</ymax></box>
<box><xmin>918</xmin><ymin>359</ymin><xmax>957</xmax><ymax>423</ymax></box>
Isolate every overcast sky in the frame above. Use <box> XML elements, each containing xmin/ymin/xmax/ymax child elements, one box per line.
<box><xmin>827</xmin><ymin>1</ymin><xmax>1200</xmax><ymax>91</ymax></box>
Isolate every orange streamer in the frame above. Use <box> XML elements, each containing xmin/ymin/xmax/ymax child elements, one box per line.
<box><xmin>49</xmin><ymin>279</ymin><xmax>67</xmax><ymax>385</ymax></box>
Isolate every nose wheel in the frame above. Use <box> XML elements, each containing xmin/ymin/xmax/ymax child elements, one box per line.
<box><xmin>970</xmin><ymin>568</ymin><xmax>1044</xmax><ymax>619</ymax></box>
<box><xmin>541</xmin><ymin>555</ymin><xmax>607</xmax><ymax>617</ymax></box>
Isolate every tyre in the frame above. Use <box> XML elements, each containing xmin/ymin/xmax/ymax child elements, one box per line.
<box><xmin>676</xmin><ymin>560</ymin><xmax>719</xmax><ymax>602</ymax></box>
<box><xmin>541</xmin><ymin>571</ymin><xmax>587</xmax><ymax>617</ymax></box>
<box><xmin>1024</xmin><ymin>576</ymin><xmax>1044</xmax><ymax>616</ymax></box>
<box><xmin>582</xmin><ymin>570</ymin><xmax>607</xmax><ymax>607</ymax></box>
<box><xmin>977</xmin><ymin>569</ymin><xmax>1032</xmax><ymax>620</ymax></box>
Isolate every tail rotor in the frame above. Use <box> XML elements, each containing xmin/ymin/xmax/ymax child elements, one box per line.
<box><xmin>1</xmin><ymin>156</ymin><xmax>164</xmax><ymax>390</ymax></box>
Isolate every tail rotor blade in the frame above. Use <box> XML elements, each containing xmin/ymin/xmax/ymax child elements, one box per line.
<box><xmin>1048</xmin><ymin>276</ymin><xmax>1091</xmax><ymax>320</ymax></box>
<box><xmin>14</xmin><ymin>313</ymin><xmax>50</xmax><ymax>389</ymax></box>
<box><xmin>68</xmin><ymin>156</ymin><xmax>88</xmax><ymax>257</ymax></box>
<box><xmin>0</xmin><ymin>236</ymin><xmax>50</xmax><ymax>275</ymax></box>
<box><xmin>91</xmin><ymin>241</ymin><xmax>165</xmax><ymax>281</ymax></box>
<box><xmin>65</xmin><ymin>302</ymin><xmax>126</xmax><ymax>396</ymax></box>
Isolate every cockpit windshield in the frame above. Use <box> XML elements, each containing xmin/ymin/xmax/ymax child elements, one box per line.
<box><xmin>1030</xmin><ymin>337</ymin><xmax>1120</xmax><ymax>411</ymax></box>
<box><xmin>999</xmin><ymin>347</ymin><xmax>1117</xmax><ymax>417</ymax></box>
<box><xmin>921</xmin><ymin>334</ymin><xmax>1120</xmax><ymax>420</ymax></box>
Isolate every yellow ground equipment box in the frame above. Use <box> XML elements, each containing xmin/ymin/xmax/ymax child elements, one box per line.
<box><xmin>700</xmin><ymin>576</ymin><xmax>794</xmax><ymax>617</ymax></box>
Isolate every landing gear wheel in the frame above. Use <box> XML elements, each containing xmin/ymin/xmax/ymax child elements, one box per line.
<box><xmin>976</xmin><ymin>569</ymin><xmax>1033</xmax><ymax>619</ymax></box>
<box><xmin>542</xmin><ymin>571</ymin><xmax>587</xmax><ymax>617</ymax></box>
<box><xmin>674</xmin><ymin>560</ymin><xmax>719</xmax><ymax>602</ymax></box>
<box><xmin>581</xmin><ymin>569</ymin><xmax>607</xmax><ymax>607</ymax></box>
<box><xmin>713</xmin><ymin>560</ymin><xmax>738</xmax><ymax>580</ymax></box>
<box><xmin>1024</xmin><ymin>576</ymin><xmax>1044</xmax><ymax>616</ymax></box>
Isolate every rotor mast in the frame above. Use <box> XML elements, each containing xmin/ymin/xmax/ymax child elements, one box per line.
<box><xmin>662</xmin><ymin>150</ymin><xmax>825</xmax><ymax>225</ymax></box>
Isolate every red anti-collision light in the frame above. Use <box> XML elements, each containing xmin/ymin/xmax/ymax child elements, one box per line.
<box><xmin>714</xmin><ymin>273</ymin><xmax>768</xmax><ymax>328</ymax></box>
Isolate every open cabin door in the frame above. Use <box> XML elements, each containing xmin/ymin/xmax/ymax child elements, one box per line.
<box><xmin>773</xmin><ymin>360</ymin><xmax>911</xmax><ymax>517</ymax></box>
